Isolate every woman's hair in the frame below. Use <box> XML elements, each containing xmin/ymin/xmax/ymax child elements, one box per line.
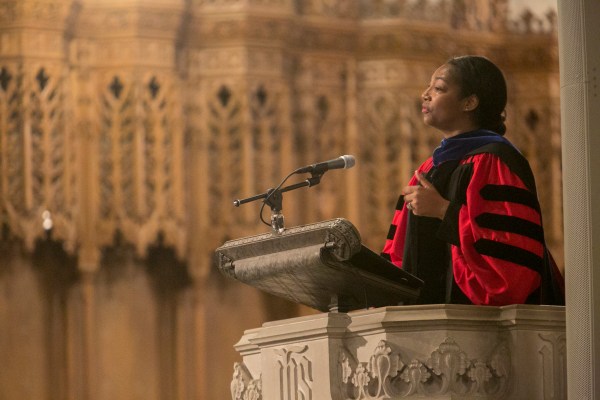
<box><xmin>446</xmin><ymin>55</ymin><xmax>507</xmax><ymax>135</ymax></box>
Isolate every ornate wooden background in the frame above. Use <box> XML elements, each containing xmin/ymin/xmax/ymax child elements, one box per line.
<box><xmin>0</xmin><ymin>0</ymin><xmax>560</xmax><ymax>399</ymax></box>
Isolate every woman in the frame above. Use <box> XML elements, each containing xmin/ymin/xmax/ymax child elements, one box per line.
<box><xmin>381</xmin><ymin>55</ymin><xmax>563</xmax><ymax>306</ymax></box>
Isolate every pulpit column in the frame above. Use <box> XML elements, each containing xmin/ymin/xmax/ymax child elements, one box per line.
<box><xmin>558</xmin><ymin>0</ymin><xmax>600</xmax><ymax>397</ymax></box>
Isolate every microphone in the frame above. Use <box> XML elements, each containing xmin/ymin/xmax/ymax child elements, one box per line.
<box><xmin>295</xmin><ymin>155</ymin><xmax>356</xmax><ymax>174</ymax></box>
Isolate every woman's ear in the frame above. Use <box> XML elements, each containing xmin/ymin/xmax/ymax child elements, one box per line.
<box><xmin>463</xmin><ymin>94</ymin><xmax>479</xmax><ymax>112</ymax></box>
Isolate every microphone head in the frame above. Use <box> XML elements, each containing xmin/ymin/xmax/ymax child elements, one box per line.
<box><xmin>341</xmin><ymin>155</ymin><xmax>356</xmax><ymax>169</ymax></box>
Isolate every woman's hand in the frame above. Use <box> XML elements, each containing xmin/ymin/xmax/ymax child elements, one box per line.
<box><xmin>402</xmin><ymin>171</ymin><xmax>450</xmax><ymax>219</ymax></box>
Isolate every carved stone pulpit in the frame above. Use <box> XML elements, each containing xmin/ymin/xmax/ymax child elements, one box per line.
<box><xmin>216</xmin><ymin>220</ymin><xmax>566</xmax><ymax>400</ymax></box>
<box><xmin>229</xmin><ymin>305</ymin><xmax>566</xmax><ymax>400</ymax></box>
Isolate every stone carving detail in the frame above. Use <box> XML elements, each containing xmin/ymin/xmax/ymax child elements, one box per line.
<box><xmin>196</xmin><ymin>0</ymin><xmax>288</xmax><ymax>8</ymax></box>
<box><xmin>339</xmin><ymin>347</ymin><xmax>356</xmax><ymax>385</ymax></box>
<box><xmin>510</xmin><ymin>8</ymin><xmax>558</xmax><ymax>34</ymax></box>
<box><xmin>97</xmin><ymin>72</ymin><xmax>186</xmax><ymax>257</ymax></box>
<box><xmin>359</xmin><ymin>86</ymin><xmax>423</xmax><ymax>245</ymax></box>
<box><xmin>274</xmin><ymin>345</ymin><xmax>313</xmax><ymax>400</ymax></box>
<box><xmin>341</xmin><ymin>338</ymin><xmax>510</xmax><ymax>399</ymax></box>
<box><xmin>248</xmin><ymin>83</ymin><xmax>286</xmax><ymax>199</ymax></box>
<box><xmin>298</xmin><ymin>0</ymin><xmax>358</xmax><ymax>18</ymax></box>
<box><xmin>0</xmin><ymin>0</ymin><xmax>70</xmax><ymax>25</ymax></box>
<box><xmin>231</xmin><ymin>362</ymin><xmax>262</xmax><ymax>400</ymax></box>
<box><xmin>450</xmin><ymin>0</ymin><xmax>509</xmax><ymax>32</ymax></box>
<box><xmin>0</xmin><ymin>62</ymin><xmax>76</xmax><ymax>251</ymax></box>
<box><xmin>539</xmin><ymin>333</ymin><xmax>566</xmax><ymax>400</ymax></box>
<box><xmin>0</xmin><ymin>0</ymin><xmax>561</xmax><ymax>270</ymax></box>
<box><xmin>293</xmin><ymin>57</ymin><xmax>350</xmax><ymax>223</ymax></box>
<box><xmin>359</xmin><ymin>0</ymin><xmax>555</xmax><ymax>34</ymax></box>
<box><xmin>360</xmin><ymin>0</ymin><xmax>450</xmax><ymax>22</ymax></box>
<box><xmin>203</xmin><ymin>82</ymin><xmax>243</xmax><ymax>228</ymax></box>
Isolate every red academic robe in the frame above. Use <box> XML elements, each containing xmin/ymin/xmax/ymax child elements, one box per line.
<box><xmin>382</xmin><ymin>152</ymin><xmax>545</xmax><ymax>306</ymax></box>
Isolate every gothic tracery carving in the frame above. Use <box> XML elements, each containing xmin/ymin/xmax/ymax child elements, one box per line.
<box><xmin>0</xmin><ymin>0</ymin><xmax>560</xmax><ymax>270</ymax></box>
<box><xmin>96</xmin><ymin>71</ymin><xmax>186</xmax><ymax>257</ymax></box>
<box><xmin>0</xmin><ymin>62</ymin><xmax>76</xmax><ymax>251</ymax></box>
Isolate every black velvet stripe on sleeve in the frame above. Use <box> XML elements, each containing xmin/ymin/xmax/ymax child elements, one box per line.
<box><xmin>468</xmin><ymin>142</ymin><xmax>537</xmax><ymax>195</ymax></box>
<box><xmin>380</xmin><ymin>252</ymin><xmax>391</xmax><ymax>261</ymax></box>
<box><xmin>474</xmin><ymin>239</ymin><xmax>543</xmax><ymax>274</ymax></box>
<box><xmin>436</xmin><ymin>200</ymin><xmax>462</xmax><ymax>246</ymax></box>
<box><xmin>395</xmin><ymin>195</ymin><xmax>405</xmax><ymax>210</ymax></box>
<box><xmin>475</xmin><ymin>213</ymin><xmax>544</xmax><ymax>243</ymax></box>
<box><xmin>387</xmin><ymin>224</ymin><xmax>397</xmax><ymax>240</ymax></box>
<box><xmin>480</xmin><ymin>184</ymin><xmax>540</xmax><ymax>211</ymax></box>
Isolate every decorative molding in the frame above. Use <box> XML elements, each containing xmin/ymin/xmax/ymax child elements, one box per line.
<box><xmin>193</xmin><ymin>0</ymin><xmax>291</xmax><ymax>10</ymax></box>
<box><xmin>74</xmin><ymin>3</ymin><xmax>184</xmax><ymax>37</ymax></box>
<box><xmin>341</xmin><ymin>338</ymin><xmax>510</xmax><ymax>399</ymax></box>
<box><xmin>360</xmin><ymin>0</ymin><xmax>450</xmax><ymax>21</ymax></box>
<box><xmin>92</xmin><ymin>39</ymin><xmax>176</xmax><ymax>68</ymax></box>
<box><xmin>297</xmin><ymin>0</ymin><xmax>358</xmax><ymax>19</ymax></box>
<box><xmin>191</xmin><ymin>17</ymin><xmax>293</xmax><ymax>45</ymax></box>
<box><xmin>0</xmin><ymin>0</ymin><xmax>72</xmax><ymax>27</ymax></box>
<box><xmin>358</xmin><ymin>60</ymin><xmax>431</xmax><ymax>88</ymax></box>
<box><xmin>0</xmin><ymin>31</ymin><xmax>67</xmax><ymax>59</ymax></box>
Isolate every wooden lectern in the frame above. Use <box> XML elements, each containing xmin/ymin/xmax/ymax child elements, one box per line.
<box><xmin>215</xmin><ymin>218</ymin><xmax>423</xmax><ymax>312</ymax></box>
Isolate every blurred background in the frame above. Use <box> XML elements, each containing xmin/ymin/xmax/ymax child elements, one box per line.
<box><xmin>0</xmin><ymin>0</ymin><xmax>559</xmax><ymax>399</ymax></box>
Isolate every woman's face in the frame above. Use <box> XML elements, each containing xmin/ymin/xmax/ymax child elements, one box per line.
<box><xmin>421</xmin><ymin>64</ymin><xmax>477</xmax><ymax>137</ymax></box>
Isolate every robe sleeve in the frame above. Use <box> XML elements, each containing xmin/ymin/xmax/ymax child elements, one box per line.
<box><xmin>381</xmin><ymin>158</ymin><xmax>434</xmax><ymax>267</ymax></box>
<box><xmin>450</xmin><ymin>153</ymin><xmax>543</xmax><ymax>305</ymax></box>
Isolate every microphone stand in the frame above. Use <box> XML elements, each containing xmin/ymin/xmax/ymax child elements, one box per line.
<box><xmin>233</xmin><ymin>174</ymin><xmax>323</xmax><ymax>234</ymax></box>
